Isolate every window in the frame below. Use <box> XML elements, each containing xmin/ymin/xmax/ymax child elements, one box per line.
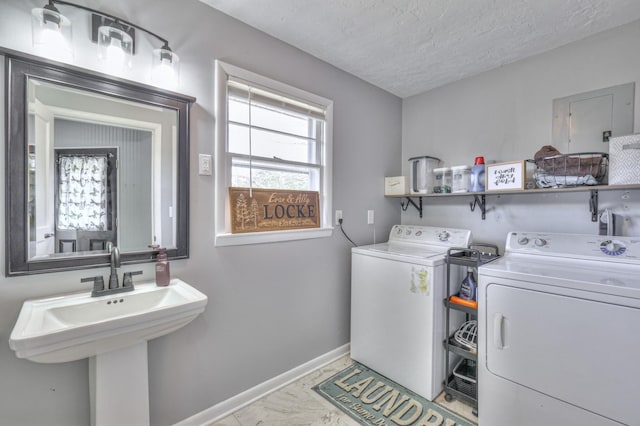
<box><xmin>214</xmin><ymin>61</ymin><xmax>333</xmax><ymax>246</ymax></box>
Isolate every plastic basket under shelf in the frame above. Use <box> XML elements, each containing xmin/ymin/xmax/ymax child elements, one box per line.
<box><xmin>528</xmin><ymin>152</ymin><xmax>608</xmax><ymax>188</ymax></box>
<box><xmin>453</xmin><ymin>358</ymin><xmax>477</xmax><ymax>397</ymax></box>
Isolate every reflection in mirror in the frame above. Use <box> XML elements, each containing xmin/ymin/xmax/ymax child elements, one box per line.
<box><xmin>5</xmin><ymin>51</ymin><xmax>195</xmax><ymax>275</ymax></box>
<box><xmin>27</xmin><ymin>79</ymin><xmax>177</xmax><ymax>259</ymax></box>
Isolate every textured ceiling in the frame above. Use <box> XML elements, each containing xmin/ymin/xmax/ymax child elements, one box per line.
<box><xmin>200</xmin><ymin>0</ymin><xmax>640</xmax><ymax>98</ymax></box>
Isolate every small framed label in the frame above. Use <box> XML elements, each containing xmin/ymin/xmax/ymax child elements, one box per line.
<box><xmin>229</xmin><ymin>187</ymin><xmax>320</xmax><ymax>233</ymax></box>
<box><xmin>486</xmin><ymin>161</ymin><xmax>526</xmax><ymax>191</ymax></box>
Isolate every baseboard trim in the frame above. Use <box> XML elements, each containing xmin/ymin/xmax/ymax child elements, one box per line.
<box><xmin>175</xmin><ymin>343</ymin><xmax>350</xmax><ymax>426</ymax></box>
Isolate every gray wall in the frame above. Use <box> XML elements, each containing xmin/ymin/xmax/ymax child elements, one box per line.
<box><xmin>402</xmin><ymin>19</ymin><xmax>640</xmax><ymax>247</ymax></box>
<box><xmin>0</xmin><ymin>0</ymin><xmax>402</xmax><ymax>425</ymax></box>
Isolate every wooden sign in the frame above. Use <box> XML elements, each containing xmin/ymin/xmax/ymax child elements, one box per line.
<box><xmin>229</xmin><ymin>187</ymin><xmax>320</xmax><ymax>233</ymax></box>
<box><xmin>486</xmin><ymin>160</ymin><xmax>526</xmax><ymax>191</ymax></box>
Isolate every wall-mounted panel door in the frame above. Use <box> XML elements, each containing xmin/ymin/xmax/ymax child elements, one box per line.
<box><xmin>552</xmin><ymin>82</ymin><xmax>634</xmax><ymax>153</ymax></box>
<box><xmin>568</xmin><ymin>94</ymin><xmax>612</xmax><ymax>152</ymax></box>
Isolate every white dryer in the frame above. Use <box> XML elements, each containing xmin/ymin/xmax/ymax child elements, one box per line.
<box><xmin>351</xmin><ymin>224</ymin><xmax>471</xmax><ymax>401</ymax></box>
<box><xmin>478</xmin><ymin>232</ymin><xmax>640</xmax><ymax>426</ymax></box>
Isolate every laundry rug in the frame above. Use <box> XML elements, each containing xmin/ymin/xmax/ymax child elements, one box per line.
<box><xmin>313</xmin><ymin>362</ymin><xmax>474</xmax><ymax>426</ymax></box>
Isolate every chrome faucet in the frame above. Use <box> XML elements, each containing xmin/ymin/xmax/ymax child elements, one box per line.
<box><xmin>108</xmin><ymin>246</ymin><xmax>120</xmax><ymax>289</ymax></box>
<box><xmin>81</xmin><ymin>244</ymin><xmax>142</xmax><ymax>297</ymax></box>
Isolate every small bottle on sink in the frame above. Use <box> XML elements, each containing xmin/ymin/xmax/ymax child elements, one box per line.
<box><xmin>155</xmin><ymin>247</ymin><xmax>171</xmax><ymax>287</ymax></box>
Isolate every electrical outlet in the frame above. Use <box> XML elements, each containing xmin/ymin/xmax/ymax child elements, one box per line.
<box><xmin>198</xmin><ymin>154</ymin><xmax>212</xmax><ymax>175</ymax></box>
<box><xmin>367</xmin><ymin>210</ymin><xmax>374</xmax><ymax>225</ymax></box>
<box><xmin>335</xmin><ymin>210</ymin><xmax>343</xmax><ymax>225</ymax></box>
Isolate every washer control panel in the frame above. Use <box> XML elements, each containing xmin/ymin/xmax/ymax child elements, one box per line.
<box><xmin>507</xmin><ymin>231</ymin><xmax>640</xmax><ymax>264</ymax></box>
<box><xmin>599</xmin><ymin>240</ymin><xmax>627</xmax><ymax>256</ymax></box>
<box><xmin>389</xmin><ymin>225</ymin><xmax>471</xmax><ymax>247</ymax></box>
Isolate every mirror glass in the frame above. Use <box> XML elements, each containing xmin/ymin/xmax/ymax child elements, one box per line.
<box><xmin>5</xmin><ymin>52</ymin><xmax>194</xmax><ymax>275</ymax></box>
<box><xmin>27</xmin><ymin>79</ymin><xmax>177</xmax><ymax>259</ymax></box>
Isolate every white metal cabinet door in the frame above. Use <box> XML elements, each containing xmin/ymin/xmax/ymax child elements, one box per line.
<box><xmin>485</xmin><ymin>283</ymin><xmax>640</xmax><ymax>425</ymax></box>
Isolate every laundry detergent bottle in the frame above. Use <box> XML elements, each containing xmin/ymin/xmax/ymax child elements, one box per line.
<box><xmin>470</xmin><ymin>156</ymin><xmax>485</xmax><ymax>192</ymax></box>
<box><xmin>459</xmin><ymin>267</ymin><xmax>477</xmax><ymax>301</ymax></box>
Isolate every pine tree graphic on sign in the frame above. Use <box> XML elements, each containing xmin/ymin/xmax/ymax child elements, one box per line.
<box><xmin>234</xmin><ymin>194</ymin><xmax>258</xmax><ymax>230</ymax></box>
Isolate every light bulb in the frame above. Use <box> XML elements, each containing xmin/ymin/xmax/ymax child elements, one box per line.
<box><xmin>98</xmin><ymin>24</ymin><xmax>133</xmax><ymax>73</ymax></box>
<box><xmin>106</xmin><ymin>38</ymin><xmax>125</xmax><ymax>63</ymax></box>
<box><xmin>31</xmin><ymin>6</ymin><xmax>73</xmax><ymax>61</ymax></box>
<box><xmin>152</xmin><ymin>47</ymin><xmax>180</xmax><ymax>89</ymax></box>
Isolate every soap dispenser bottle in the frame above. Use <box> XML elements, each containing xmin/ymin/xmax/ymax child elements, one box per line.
<box><xmin>155</xmin><ymin>247</ymin><xmax>170</xmax><ymax>287</ymax></box>
<box><xmin>459</xmin><ymin>267</ymin><xmax>477</xmax><ymax>301</ymax></box>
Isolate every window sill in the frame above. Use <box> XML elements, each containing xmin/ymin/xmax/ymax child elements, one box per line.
<box><xmin>215</xmin><ymin>227</ymin><xmax>334</xmax><ymax>247</ymax></box>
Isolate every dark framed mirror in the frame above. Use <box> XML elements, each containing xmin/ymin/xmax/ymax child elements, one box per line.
<box><xmin>4</xmin><ymin>49</ymin><xmax>195</xmax><ymax>275</ymax></box>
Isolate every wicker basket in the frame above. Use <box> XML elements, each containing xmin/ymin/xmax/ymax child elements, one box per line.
<box><xmin>528</xmin><ymin>152</ymin><xmax>608</xmax><ymax>188</ymax></box>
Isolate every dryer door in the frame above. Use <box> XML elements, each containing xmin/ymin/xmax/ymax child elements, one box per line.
<box><xmin>485</xmin><ymin>282</ymin><xmax>639</xmax><ymax>425</ymax></box>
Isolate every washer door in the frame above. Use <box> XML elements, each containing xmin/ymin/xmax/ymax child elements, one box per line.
<box><xmin>485</xmin><ymin>283</ymin><xmax>639</xmax><ymax>425</ymax></box>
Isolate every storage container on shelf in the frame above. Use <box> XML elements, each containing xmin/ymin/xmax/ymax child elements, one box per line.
<box><xmin>408</xmin><ymin>156</ymin><xmax>441</xmax><ymax>194</ymax></box>
<box><xmin>451</xmin><ymin>165</ymin><xmax>471</xmax><ymax>193</ymax></box>
<box><xmin>470</xmin><ymin>157</ymin><xmax>486</xmax><ymax>192</ymax></box>
<box><xmin>453</xmin><ymin>358</ymin><xmax>477</xmax><ymax>397</ymax></box>
<box><xmin>609</xmin><ymin>134</ymin><xmax>640</xmax><ymax>185</ymax></box>
<box><xmin>433</xmin><ymin>167</ymin><xmax>452</xmax><ymax>193</ymax></box>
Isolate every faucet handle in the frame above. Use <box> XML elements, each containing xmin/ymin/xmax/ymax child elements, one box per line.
<box><xmin>81</xmin><ymin>276</ymin><xmax>105</xmax><ymax>296</ymax></box>
<box><xmin>122</xmin><ymin>271</ymin><xmax>143</xmax><ymax>288</ymax></box>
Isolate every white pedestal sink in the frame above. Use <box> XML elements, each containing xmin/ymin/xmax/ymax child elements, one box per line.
<box><xmin>9</xmin><ymin>279</ymin><xmax>208</xmax><ymax>425</ymax></box>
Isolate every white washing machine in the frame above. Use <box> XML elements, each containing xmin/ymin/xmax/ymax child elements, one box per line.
<box><xmin>351</xmin><ymin>224</ymin><xmax>471</xmax><ymax>401</ymax></box>
<box><xmin>478</xmin><ymin>231</ymin><xmax>640</xmax><ymax>426</ymax></box>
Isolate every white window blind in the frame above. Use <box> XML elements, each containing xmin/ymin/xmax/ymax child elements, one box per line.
<box><xmin>226</xmin><ymin>77</ymin><xmax>326</xmax><ymax>193</ymax></box>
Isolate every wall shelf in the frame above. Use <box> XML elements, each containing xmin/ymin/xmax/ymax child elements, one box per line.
<box><xmin>387</xmin><ymin>184</ymin><xmax>640</xmax><ymax>221</ymax></box>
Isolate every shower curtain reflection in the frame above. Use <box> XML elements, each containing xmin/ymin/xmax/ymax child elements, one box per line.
<box><xmin>57</xmin><ymin>155</ymin><xmax>108</xmax><ymax>231</ymax></box>
<box><xmin>54</xmin><ymin>148</ymin><xmax>118</xmax><ymax>254</ymax></box>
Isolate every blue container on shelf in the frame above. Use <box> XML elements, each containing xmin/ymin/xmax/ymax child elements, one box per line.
<box><xmin>470</xmin><ymin>156</ymin><xmax>485</xmax><ymax>192</ymax></box>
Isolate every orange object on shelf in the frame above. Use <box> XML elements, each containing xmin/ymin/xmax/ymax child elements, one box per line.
<box><xmin>449</xmin><ymin>295</ymin><xmax>478</xmax><ymax>309</ymax></box>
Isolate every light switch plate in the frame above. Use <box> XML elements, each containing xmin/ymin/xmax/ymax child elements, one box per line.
<box><xmin>199</xmin><ymin>154</ymin><xmax>212</xmax><ymax>175</ymax></box>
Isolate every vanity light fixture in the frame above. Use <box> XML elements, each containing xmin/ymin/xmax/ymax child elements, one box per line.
<box><xmin>31</xmin><ymin>0</ymin><xmax>180</xmax><ymax>85</ymax></box>
<box><xmin>31</xmin><ymin>0</ymin><xmax>73</xmax><ymax>61</ymax></box>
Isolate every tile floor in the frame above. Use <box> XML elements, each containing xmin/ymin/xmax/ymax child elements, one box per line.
<box><xmin>210</xmin><ymin>355</ymin><xmax>477</xmax><ymax>426</ymax></box>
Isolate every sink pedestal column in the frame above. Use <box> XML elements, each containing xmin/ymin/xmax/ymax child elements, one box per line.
<box><xmin>89</xmin><ymin>341</ymin><xmax>150</xmax><ymax>426</ymax></box>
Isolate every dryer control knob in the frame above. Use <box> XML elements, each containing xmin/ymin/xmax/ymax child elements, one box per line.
<box><xmin>517</xmin><ymin>237</ymin><xmax>529</xmax><ymax>245</ymax></box>
<box><xmin>438</xmin><ymin>231</ymin><xmax>450</xmax><ymax>241</ymax></box>
<box><xmin>600</xmin><ymin>240</ymin><xmax>627</xmax><ymax>256</ymax></box>
<box><xmin>534</xmin><ymin>238</ymin><xmax>546</xmax><ymax>247</ymax></box>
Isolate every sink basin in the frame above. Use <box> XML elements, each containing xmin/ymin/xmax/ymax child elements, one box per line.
<box><xmin>9</xmin><ymin>278</ymin><xmax>208</xmax><ymax>363</ymax></box>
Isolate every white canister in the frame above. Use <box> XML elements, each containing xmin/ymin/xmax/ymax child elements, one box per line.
<box><xmin>408</xmin><ymin>156</ymin><xmax>441</xmax><ymax>194</ymax></box>
<box><xmin>451</xmin><ymin>165</ymin><xmax>471</xmax><ymax>193</ymax></box>
<box><xmin>433</xmin><ymin>167</ymin><xmax>452</xmax><ymax>193</ymax></box>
